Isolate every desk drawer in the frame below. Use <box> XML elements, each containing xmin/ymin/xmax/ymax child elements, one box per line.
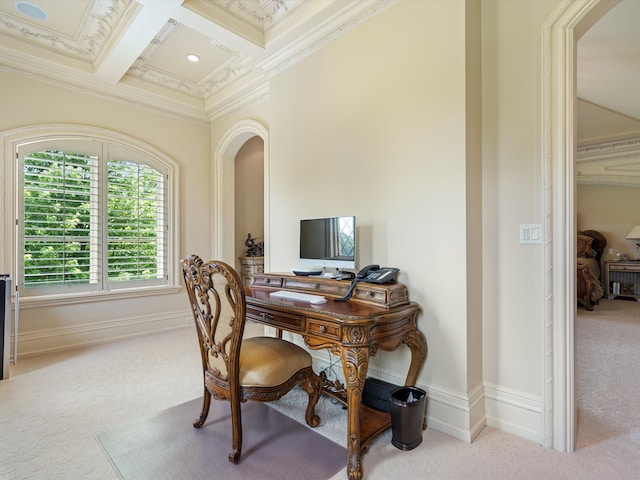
<box><xmin>307</xmin><ymin>319</ymin><xmax>340</xmax><ymax>340</ymax></box>
<box><xmin>282</xmin><ymin>278</ymin><xmax>346</xmax><ymax>296</ymax></box>
<box><xmin>609</xmin><ymin>264</ymin><xmax>640</xmax><ymax>272</ymax></box>
<box><xmin>246</xmin><ymin>305</ymin><xmax>305</xmax><ymax>332</ymax></box>
<box><xmin>251</xmin><ymin>275</ymin><xmax>283</xmax><ymax>287</ymax></box>
<box><xmin>352</xmin><ymin>286</ymin><xmax>389</xmax><ymax>305</ymax></box>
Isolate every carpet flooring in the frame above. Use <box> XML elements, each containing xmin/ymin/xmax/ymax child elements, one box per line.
<box><xmin>96</xmin><ymin>397</ymin><xmax>345</xmax><ymax>480</ymax></box>
<box><xmin>2</xmin><ymin>300</ymin><xmax>640</xmax><ymax>479</ymax></box>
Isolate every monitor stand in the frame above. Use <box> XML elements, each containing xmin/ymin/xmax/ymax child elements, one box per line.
<box><xmin>310</xmin><ymin>268</ymin><xmax>355</xmax><ymax>280</ymax></box>
<box><xmin>311</xmin><ymin>267</ymin><xmax>338</xmax><ymax>279</ymax></box>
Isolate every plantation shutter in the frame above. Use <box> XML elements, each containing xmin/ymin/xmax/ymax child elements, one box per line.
<box><xmin>106</xmin><ymin>154</ymin><xmax>167</xmax><ymax>287</ymax></box>
<box><xmin>20</xmin><ymin>141</ymin><xmax>100</xmax><ymax>292</ymax></box>
<box><xmin>17</xmin><ymin>139</ymin><xmax>169</xmax><ymax>296</ymax></box>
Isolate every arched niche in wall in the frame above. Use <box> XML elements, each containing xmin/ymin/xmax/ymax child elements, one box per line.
<box><xmin>235</xmin><ymin>135</ymin><xmax>265</xmax><ymax>273</ymax></box>
<box><xmin>213</xmin><ymin>120</ymin><xmax>269</xmax><ymax>269</ymax></box>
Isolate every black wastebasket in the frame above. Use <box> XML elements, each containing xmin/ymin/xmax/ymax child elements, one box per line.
<box><xmin>389</xmin><ymin>386</ymin><xmax>426</xmax><ymax>450</ymax></box>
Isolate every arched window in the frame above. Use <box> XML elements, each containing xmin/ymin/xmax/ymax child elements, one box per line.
<box><xmin>4</xmin><ymin>126</ymin><xmax>179</xmax><ymax>300</ymax></box>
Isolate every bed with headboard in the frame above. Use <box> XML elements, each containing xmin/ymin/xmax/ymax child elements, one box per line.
<box><xmin>577</xmin><ymin>230</ymin><xmax>607</xmax><ymax>311</ymax></box>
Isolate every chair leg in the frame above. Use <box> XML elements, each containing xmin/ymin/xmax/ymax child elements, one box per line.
<box><xmin>228</xmin><ymin>396</ymin><xmax>242</xmax><ymax>464</ymax></box>
<box><xmin>300</xmin><ymin>366</ymin><xmax>322</xmax><ymax>428</ymax></box>
<box><xmin>193</xmin><ymin>387</ymin><xmax>211</xmax><ymax>428</ymax></box>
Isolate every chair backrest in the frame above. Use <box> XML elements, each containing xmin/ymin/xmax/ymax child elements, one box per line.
<box><xmin>181</xmin><ymin>255</ymin><xmax>246</xmax><ymax>395</ymax></box>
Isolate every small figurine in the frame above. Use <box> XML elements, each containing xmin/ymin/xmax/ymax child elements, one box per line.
<box><xmin>245</xmin><ymin>233</ymin><xmax>264</xmax><ymax>257</ymax></box>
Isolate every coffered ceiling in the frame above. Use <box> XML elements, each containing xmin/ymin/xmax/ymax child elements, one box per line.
<box><xmin>0</xmin><ymin>0</ymin><xmax>637</xmax><ymax>125</ymax></box>
<box><xmin>0</xmin><ymin>0</ymin><xmax>397</xmax><ymax>122</ymax></box>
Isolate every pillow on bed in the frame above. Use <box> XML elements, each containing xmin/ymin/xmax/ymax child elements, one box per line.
<box><xmin>577</xmin><ymin>234</ymin><xmax>594</xmax><ymax>257</ymax></box>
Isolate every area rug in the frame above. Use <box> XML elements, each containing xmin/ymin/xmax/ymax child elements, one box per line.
<box><xmin>96</xmin><ymin>398</ymin><xmax>346</xmax><ymax>480</ymax></box>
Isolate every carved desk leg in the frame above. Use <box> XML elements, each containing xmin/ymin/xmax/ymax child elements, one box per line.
<box><xmin>340</xmin><ymin>338</ymin><xmax>370</xmax><ymax>480</ymax></box>
<box><xmin>403</xmin><ymin>329</ymin><xmax>427</xmax><ymax>386</ymax></box>
<box><xmin>403</xmin><ymin>329</ymin><xmax>428</xmax><ymax>429</ymax></box>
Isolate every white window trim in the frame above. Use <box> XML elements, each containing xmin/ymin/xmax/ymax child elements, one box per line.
<box><xmin>17</xmin><ymin>285</ymin><xmax>183</xmax><ymax>309</ymax></box>
<box><xmin>1</xmin><ymin>124</ymin><xmax>180</xmax><ymax>304</ymax></box>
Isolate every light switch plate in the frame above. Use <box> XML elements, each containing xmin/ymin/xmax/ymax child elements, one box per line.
<box><xmin>520</xmin><ymin>224</ymin><xmax>542</xmax><ymax>244</ymax></box>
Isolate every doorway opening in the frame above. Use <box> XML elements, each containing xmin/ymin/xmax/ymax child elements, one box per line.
<box><xmin>543</xmin><ymin>0</ymin><xmax>620</xmax><ymax>453</ymax></box>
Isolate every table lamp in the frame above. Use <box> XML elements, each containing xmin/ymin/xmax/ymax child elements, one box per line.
<box><xmin>625</xmin><ymin>225</ymin><xmax>640</xmax><ymax>259</ymax></box>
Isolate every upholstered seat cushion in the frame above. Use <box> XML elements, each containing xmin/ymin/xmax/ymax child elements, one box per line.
<box><xmin>240</xmin><ymin>337</ymin><xmax>312</xmax><ymax>387</ymax></box>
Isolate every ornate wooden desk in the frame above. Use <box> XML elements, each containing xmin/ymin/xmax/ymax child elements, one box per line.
<box><xmin>245</xmin><ymin>274</ymin><xmax>427</xmax><ymax>480</ymax></box>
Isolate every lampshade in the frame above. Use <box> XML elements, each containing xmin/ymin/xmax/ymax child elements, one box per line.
<box><xmin>626</xmin><ymin>225</ymin><xmax>640</xmax><ymax>240</ymax></box>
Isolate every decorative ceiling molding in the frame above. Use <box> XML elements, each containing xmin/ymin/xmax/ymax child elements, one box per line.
<box><xmin>205</xmin><ymin>80</ymin><xmax>270</xmax><ymax>121</ymax></box>
<box><xmin>0</xmin><ymin>0</ymin><xmax>129</xmax><ymax>62</ymax></box>
<box><xmin>577</xmin><ymin>137</ymin><xmax>640</xmax><ymax>185</ymax></box>
<box><xmin>126</xmin><ymin>19</ymin><xmax>204</xmax><ymax>97</ymax></box>
<box><xmin>209</xmin><ymin>0</ymin><xmax>295</xmax><ymax>29</ymax></box>
<box><xmin>127</xmin><ymin>18</ymin><xmax>249</xmax><ymax>98</ymax></box>
<box><xmin>0</xmin><ymin>45</ymin><xmax>210</xmax><ymax>126</ymax></box>
<box><xmin>132</xmin><ymin>19</ymin><xmax>179</xmax><ymax>66</ymax></box>
<box><xmin>258</xmin><ymin>0</ymin><xmax>399</xmax><ymax>78</ymax></box>
<box><xmin>0</xmin><ymin>0</ymin><xmax>396</xmax><ymax>122</ymax></box>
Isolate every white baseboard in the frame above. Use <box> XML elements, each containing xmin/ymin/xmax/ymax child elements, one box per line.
<box><xmin>310</xmin><ymin>350</ymin><xmax>543</xmax><ymax>445</ymax></box>
<box><xmin>484</xmin><ymin>382</ymin><xmax>544</xmax><ymax>444</ymax></box>
<box><xmin>420</xmin><ymin>381</ymin><xmax>486</xmax><ymax>443</ymax></box>
<box><xmin>310</xmin><ymin>351</ymin><xmax>487</xmax><ymax>444</ymax></box>
<box><xmin>417</xmin><ymin>382</ymin><xmax>542</xmax><ymax>444</ymax></box>
<box><xmin>468</xmin><ymin>383</ymin><xmax>487</xmax><ymax>442</ymax></box>
<box><xmin>14</xmin><ymin>310</ymin><xmax>192</xmax><ymax>358</ymax></box>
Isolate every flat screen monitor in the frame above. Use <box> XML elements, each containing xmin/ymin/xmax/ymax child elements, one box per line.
<box><xmin>299</xmin><ymin>216</ymin><xmax>356</xmax><ymax>270</ymax></box>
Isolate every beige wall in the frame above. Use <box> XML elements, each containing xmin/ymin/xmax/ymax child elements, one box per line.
<box><xmin>234</xmin><ymin>135</ymin><xmax>264</xmax><ymax>271</ymax></box>
<box><xmin>0</xmin><ymin>71</ymin><xmax>211</xmax><ymax>353</ymax></box>
<box><xmin>578</xmin><ymin>184</ymin><xmax>640</xmax><ymax>260</ymax></box>
<box><xmin>4</xmin><ymin>0</ymin><xmax>606</xmax><ymax>447</ymax></box>
<box><xmin>206</xmin><ymin>0</ymin><xmax>563</xmax><ymax>443</ymax></box>
<box><xmin>481</xmin><ymin>0</ymin><xmax>560</xmax><ymax>441</ymax></box>
<box><xmin>268</xmin><ymin>0</ymin><xmax>471</xmax><ymax>395</ymax></box>
<box><xmin>482</xmin><ymin>0</ymin><xmax>556</xmax><ymax>394</ymax></box>
<box><xmin>465</xmin><ymin>0</ymin><xmax>484</xmax><ymax>405</ymax></box>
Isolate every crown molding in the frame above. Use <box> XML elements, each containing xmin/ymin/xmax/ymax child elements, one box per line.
<box><xmin>205</xmin><ymin>79</ymin><xmax>270</xmax><ymax>121</ymax></box>
<box><xmin>0</xmin><ymin>47</ymin><xmax>209</xmax><ymax>126</ymax></box>
<box><xmin>577</xmin><ymin>136</ymin><xmax>640</xmax><ymax>185</ymax></box>
<box><xmin>1</xmin><ymin>0</ymin><xmax>397</xmax><ymax>124</ymax></box>
<box><xmin>258</xmin><ymin>0</ymin><xmax>398</xmax><ymax>77</ymax></box>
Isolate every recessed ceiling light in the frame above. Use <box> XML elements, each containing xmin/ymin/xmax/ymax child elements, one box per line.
<box><xmin>187</xmin><ymin>54</ymin><xmax>200</xmax><ymax>63</ymax></box>
<box><xmin>15</xmin><ymin>1</ymin><xmax>48</xmax><ymax>20</ymax></box>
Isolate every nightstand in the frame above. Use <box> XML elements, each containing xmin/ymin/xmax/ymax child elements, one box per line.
<box><xmin>603</xmin><ymin>260</ymin><xmax>640</xmax><ymax>300</ymax></box>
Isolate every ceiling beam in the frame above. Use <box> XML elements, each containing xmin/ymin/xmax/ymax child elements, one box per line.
<box><xmin>95</xmin><ymin>0</ymin><xmax>183</xmax><ymax>84</ymax></box>
<box><xmin>172</xmin><ymin>6</ymin><xmax>265</xmax><ymax>57</ymax></box>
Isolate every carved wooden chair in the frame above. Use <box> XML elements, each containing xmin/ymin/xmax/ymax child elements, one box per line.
<box><xmin>181</xmin><ymin>255</ymin><xmax>322</xmax><ymax>463</ymax></box>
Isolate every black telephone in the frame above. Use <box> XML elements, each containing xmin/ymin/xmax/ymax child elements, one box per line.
<box><xmin>356</xmin><ymin>264</ymin><xmax>399</xmax><ymax>284</ymax></box>
<box><xmin>335</xmin><ymin>264</ymin><xmax>399</xmax><ymax>302</ymax></box>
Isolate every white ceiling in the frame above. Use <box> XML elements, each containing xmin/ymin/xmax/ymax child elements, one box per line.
<box><xmin>0</xmin><ymin>0</ymin><xmax>397</xmax><ymax>122</ymax></box>
<box><xmin>577</xmin><ymin>0</ymin><xmax>640</xmax><ymax>121</ymax></box>
<box><xmin>0</xmin><ymin>0</ymin><xmax>637</xmax><ymax>123</ymax></box>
